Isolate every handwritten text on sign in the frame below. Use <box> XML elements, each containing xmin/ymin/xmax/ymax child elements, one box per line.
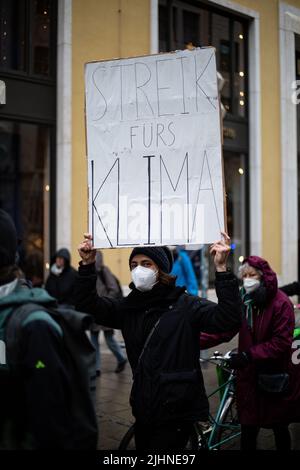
<box><xmin>85</xmin><ymin>48</ymin><xmax>225</xmax><ymax>248</ymax></box>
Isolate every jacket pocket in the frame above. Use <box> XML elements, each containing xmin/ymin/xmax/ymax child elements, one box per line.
<box><xmin>158</xmin><ymin>369</ymin><xmax>201</xmax><ymax>417</ymax></box>
<box><xmin>159</xmin><ymin>369</ymin><xmax>200</xmax><ymax>384</ymax></box>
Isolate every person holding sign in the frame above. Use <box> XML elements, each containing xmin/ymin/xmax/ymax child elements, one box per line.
<box><xmin>75</xmin><ymin>232</ymin><xmax>242</xmax><ymax>451</ymax></box>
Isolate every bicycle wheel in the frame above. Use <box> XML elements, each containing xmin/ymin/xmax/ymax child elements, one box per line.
<box><xmin>213</xmin><ymin>396</ymin><xmax>240</xmax><ymax>450</ymax></box>
<box><xmin>118</xmin><ymin>424</ymin><xmax>136</xmax><ymax>450</ymax></box>
<box><xmin>118</xmin><ymin>424</ymin><xmax>200</xmax><ymax>450</ymax></box>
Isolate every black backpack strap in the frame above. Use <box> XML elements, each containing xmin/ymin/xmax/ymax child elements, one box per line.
<box><xmin>133</xmin><ymin>318</ymin><xmax>161</xmax><ymax>380</ymax></box>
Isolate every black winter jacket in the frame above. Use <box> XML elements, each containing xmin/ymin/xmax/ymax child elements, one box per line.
<box><xmin>45</xmin><ymin>249</ymin><xmax>77</xmax><ymax>306</ymax></box>
<box><xmin>75</xmin><ymin>264</ymin><xmax>242</xmax><ymax>424</ymax></box>
<box><xmin>280</xmin><ymin>281</ymin><xmax>300</xmax><ymax>297</ymax></box>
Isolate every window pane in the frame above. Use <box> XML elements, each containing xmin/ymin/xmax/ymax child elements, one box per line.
<box><xmin>208</xmin><ymin>152</ymin><xmax>246</xmax><ymax>281</ymax></box>
<box><xmin>199</xmin><ymin>9</ymin><xmax>210</xmax><ymax>47</ymax></box>
<box><xmin>224</xmin><ymin>152</ymin><xmax>246</xmax><ymax>273</ymax></box>
<box><xmin>159</xmin><ymin>4</ymin><xmax>169</xmax><ymax>52</ymax></box>
<box><xmin>234</xmin><ymin>21</ymin><xmax>246</xmax><ymax>117</ymax></box>
<box><xmin>0</xmin><ymin>0</ymin><xmax>26</xmax><ymax>72</ymax></box>
<box><xmin>31</xmin><ymin>0</ymin><xmax>53</xmax><ymax>76</ymax></box>
<box><xmin>0</xmin><ymin>120</ymin><xmax>50</xmax><ymax>285</ymax></box>
<box><xmin>183</xmin><ymin>10</ymin><xmax>200</xmax><ymax>48</ymax></box>
<box><xmin>211</xmin><ymin>14</ymin><xmax>231</xmax><ymax>113</ymax></box>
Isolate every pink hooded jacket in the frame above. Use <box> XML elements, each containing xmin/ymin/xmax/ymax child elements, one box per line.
<box><xmin>200</xmin><ymin>256</ymin><xmax>300</xmax><ymax>426</ymax></box>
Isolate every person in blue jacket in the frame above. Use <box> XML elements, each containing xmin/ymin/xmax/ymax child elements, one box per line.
<box><xmin>171</xmin><ymin>247</ymin><xmax>199</xmax><ymax>296</ymax></box>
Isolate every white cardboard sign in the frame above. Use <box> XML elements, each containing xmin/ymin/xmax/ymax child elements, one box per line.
<box><xmin>85</xmin><ymin>48</ymin><xmax>225</xmax><ymax>248</ymax></box>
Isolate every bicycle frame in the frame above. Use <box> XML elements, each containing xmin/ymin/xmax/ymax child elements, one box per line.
<box><xmin>207</xmin><ymin>373</ymin><xmax>240</xmax><ymax>449</ymax></box>
<box><xmin>200</xmin><ymin>355</ymin><xmax>241</xmax><ymax>450</ymax></box>
<box><xmin>119</xmin><ymin>353</ymin><xmax>242</xmax><ymax>452</ymax></box>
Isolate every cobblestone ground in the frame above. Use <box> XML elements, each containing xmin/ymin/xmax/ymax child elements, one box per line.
<box><xmin>96</xmin><ymin>331</ymin><xmax>300</xmax><ymax>451</ymax></box>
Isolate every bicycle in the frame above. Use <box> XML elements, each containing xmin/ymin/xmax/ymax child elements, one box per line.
<box><xmin>118</xmin><ymin>349</ymin><xmax>241</xmax><ymax>451</ymax></box>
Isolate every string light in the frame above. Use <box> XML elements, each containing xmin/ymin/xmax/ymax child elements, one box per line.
<box><xmin>240</xmin><ymin>100</ymin><xmax>245</xmax><ymax>106</ymax></box>
<box><xmin>239</xmin><ymin>256</ymin><xmax>244</xmax><ymax>263</ymax></box>
<box><xmin>238</xmin><ymin>168</ymin><xmax>244</xmax><ymax>175</ymax></box>
<box><xmin>46</xmin><ymin>262</ymin><xmax>50</xmax><ymax>270</ymax></box>
<box><xmin>240</xmin><ymin>91</ymin><xmax>244</xmax><ymax>97</ymax></box>
<box><xmin>239</xmin><ymin>34</ymin><xmax>244</xmax><ymax>39</ymax></box>
<box><xmin>45</xmin><ymin>185</ymin><xmax>50</xmax><ymax>192</ymax></box>
<box><xmin>239</xmin><ymin>71</ymin><xmax>244</xmax><ymax>77</ymax></box>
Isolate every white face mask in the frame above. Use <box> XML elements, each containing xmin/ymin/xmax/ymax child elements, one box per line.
<box><xmin>51</xmin><ymin>263</ymin><xmax>63</xmax><ymax>276</ymax></box>
<box><xmin>131</xmin><ymin>266</ymin><xmax>158</xmax><ymax>292</ymax></box>
<box><xmin>243</xmin><ymin>278</ymin><xmax>260</xmax><ymax>294</ymax></box>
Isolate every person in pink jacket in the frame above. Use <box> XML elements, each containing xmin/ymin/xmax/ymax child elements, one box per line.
<box><xmin>200</xmin><ymin>256</ymin><xmax>300</xmax><ymax>450</ymax></box>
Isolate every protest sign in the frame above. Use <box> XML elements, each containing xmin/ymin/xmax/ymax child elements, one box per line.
<box><xmin>85</xmin><ymin>47</ymin><xmax>225</xmax><ymax>248</ymax></box>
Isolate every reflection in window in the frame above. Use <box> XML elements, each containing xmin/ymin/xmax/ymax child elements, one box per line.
<box><xmin>211</xmin><ymin>14</ymin><xmax>231</xmax><ymax>113</ymax></box>
<box><xmin>234</xmin><ymin>21</ymin><xmax>246</xmax><ymax>117</ymax></box>
<box><xmin>32</xmin><ymin>0</ymin><xmax>52</xmax><ymax>76</ymax></box>
<box><xmin>223</xmin><ymin>152</ymin><xmax>246</xmax><ymax>273</ymax></box>
<box><xmin>183</xmin><ymin>10</ymin><xmax>200</xmax><ymax>47</ymax></box>
<box><xmin>208</xmin><ymin>152</ymin><xmax>247</xmax><ymax>279</ymax></box>
<box><xmin>0</xmin><ymin>0</ymin><xmax>56</xmax><ymax>77</ymax></box>
<box><xmin>0</xmin><ymin>0</ymin><xmax>26</xmax><ymax>71</ymax></box>
<box><xmin>0</xmin><ymin>120</ymin><xmax>50</xmax><ymax>286</ymax></box>
<box><xmin>159</xmin><ymin>4</ymin><xmax>169</xmax><ymax>52</ymax></box>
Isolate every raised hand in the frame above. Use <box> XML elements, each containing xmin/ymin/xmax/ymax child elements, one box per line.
<box><xmin>78</xmin><ymin>233</ymin><xmax>97</xmax><ymax>265</ymax></box>
<box><xmin>209</xmin><ymin>232</ymin><xmax>231</xmax><ymax>272</ymax></box>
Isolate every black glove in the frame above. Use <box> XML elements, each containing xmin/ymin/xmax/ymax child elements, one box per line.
<box><xmin>226</xmin><ymin>351</ymin><xmax>251</xmax><ymax>370</ymax></box>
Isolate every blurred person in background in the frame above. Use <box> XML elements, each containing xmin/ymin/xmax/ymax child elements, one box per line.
<box><xmin>171</xmin><ymin>247</ymin><xmax>199</xmax><ymax>296</ymax></box>
<box><xmin>45</xmin><ymin>248</ymin><xmax>77</xmax><ymax>308</ymax></box>
<box><xmin>90</xmin><ymin>251</ymin><xmax>127</xmax><ymax>376</ymax></box>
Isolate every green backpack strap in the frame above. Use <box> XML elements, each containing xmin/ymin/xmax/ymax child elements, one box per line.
<box><xmin>5</xmin><ymin>303</ymin><xmax>62</xmax><ymax>367</ymax></box>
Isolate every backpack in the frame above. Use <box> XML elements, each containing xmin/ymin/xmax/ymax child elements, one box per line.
<box><xmin>1</xmin><ymin>302</ymin><xmax>98</xmax><ymax>449</ymax></box>
<box><xmin>97</xmin><ymin>267</ymin><xmax>124</xmax><ymax>299</ymax></box>
<box><xmin>113</xmin><ymin>274</ymin><xmax>124</xmax><ymax>298</ymax></box>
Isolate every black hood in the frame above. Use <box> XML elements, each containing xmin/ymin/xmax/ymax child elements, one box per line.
<box><xmin>51</xmin><ymin>248</ymin><xmax>71</xmax><ymax>267</ymax></box>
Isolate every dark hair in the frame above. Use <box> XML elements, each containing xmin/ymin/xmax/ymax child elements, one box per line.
<box><xmin>158</xmin><ymin>270</ymin><xmax>177</xmax><ymax>287</ymax></box>
<box><xmin>0</xmin><ymin>264</ymin><xmax>19</xmax><ymax>286</ymax></box>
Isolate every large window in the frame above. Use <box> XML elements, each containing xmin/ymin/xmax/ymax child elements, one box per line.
<box><xmin>159</xmin><ymin>0</ymin><xmax>248</xmax><ymax>117</ymax></box>
<box><xmin>159</xmin><ymin>0</ymin><xmax>249</xmax><ymax>278</ymax></box>
<box><xmin>0</xmin><ymin>0</ymin><xmax>57</xmax><ymax>285</ymax></box>
<box><xmin>223</xmin><ymin>151</ymin><xmax>248</xmax><ymax>272</ymax></box>
<box><xmin>0</xmin><ymin>121</ymin><xmax>51</xmax><ymax>285</ymax></box>
<box><xmin>0</xmin><ymin>0</ymin><xmax>56</xmax><ymax>77</ymax></box>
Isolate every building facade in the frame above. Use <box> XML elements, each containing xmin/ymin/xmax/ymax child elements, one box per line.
<box><xmin>1</xmin><ymin>0</ymin><xmax>300</xmax><ymax>285</ymax></box>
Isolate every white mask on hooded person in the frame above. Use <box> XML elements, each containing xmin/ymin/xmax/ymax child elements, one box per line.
<box><xmin>243</xmin><ymin>278</ymin><xmax>260</xmax><ymax>294</ymax></box>
<box><xmin>131</xmin><ymin>266</ymin><xmax>158</xmax><ymax>292</ymax></box>
<box><xmin>51</xmin><ymin>263</ymin><xmax>63</xmax><ymax>276</ymax></box>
